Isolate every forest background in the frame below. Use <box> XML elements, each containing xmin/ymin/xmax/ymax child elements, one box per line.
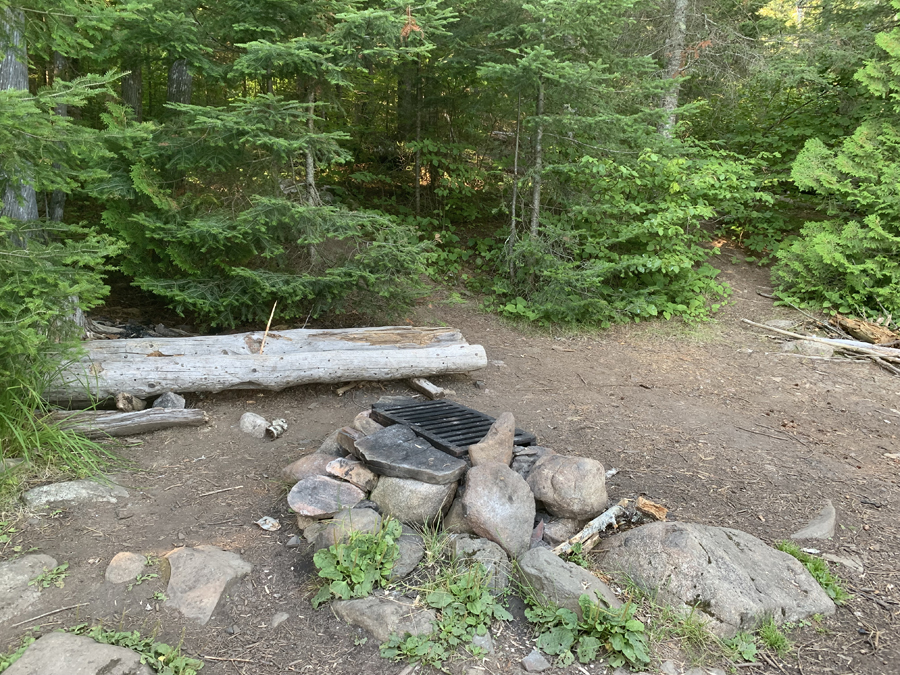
<box><xmin>1</xmin><ymin>0</ymin><xmax>900</xmax><ymax>468</ymax></box>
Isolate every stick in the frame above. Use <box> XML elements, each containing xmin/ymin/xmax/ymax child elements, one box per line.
<box><xmin>735</xmin><ymin>426</ymin><xmax>792</xmax><ymax>443</ymax></box>
<box><xmin>553</xmin><ymin>499</ymin><xmax>630</xmax><ymax>555</ymax></box>
<box><xmin>742</xmin><ymin>319</ymin><xmax>900</xmax><ymax>361</ymax></box>
<box><xmin>259</xmin><ymin>301</ymin><xmax>278</xmax><ymax>355</ymax></box>
<box><xmin>201</xmin><ymin>656</ymin><xmax>255</xmax><ymax>663</ymax></box>
<box><xmin>9</xmin><ymin>603</ymin><xmax>89</xmax><ymax>628</ymax></box>
<box><xmin>199</xmin><ymin>486</ymin><xmax>243</xmax><ymax>497</ymax></box>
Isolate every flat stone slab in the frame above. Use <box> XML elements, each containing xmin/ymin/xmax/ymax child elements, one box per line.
<box><xmin>332</xmin><ymin>596</ymin><xmax>435</xmax><ymax>642</ymax></box>
<box><xmin>326</xmin><ymin>457</ymin><xmax>379</xmax><ymax>491</ymax></box>
<box><xmin>791</xmin><ymin>500</ymin><xmax>836</xmax><ymax>540</ymax></box>
<box><xmin>354</xmin><ymin>425</ymin><xmax>466</xmax><ymax>485</ymax></box>
<box><xmin>517</xmin><ymin>547</ymin><xmax>621</xmax><ymax>617</ymax></box>
<box><xmin>370</xmin><ymin>476</ymin><xmax>457</xmax><ymax>525</ymax></box>
<box><xmin>4</xmin><ymin>632</ymin><xmax>154</xmax><ymax>675</ymax></box>
<box><xmin>165</xmin><ymin>545</ymin><xmax>251</xmax><ymax>625</ymax></box>
<box><xmin>23</xmin><ymin>480</ymin><xmax>128</xmax><ymax>508</ymax></box>
<box><xmin>0</xmin><ymin>554</ymin><xmax>58</xmax><ymax>623</ymax></box>
<box><xmin>463</xmin><ymin>462</ymin><xmax>535</xmax><ymax>558</ymax></box>
<box><xmin>105</xmin><ymin>552</ymin><xmax>147</xmax><ymax>585</ymax></box>
<box><xmin>288</xmin><ymin>475</ymin><xmax>365</xmax><ymax>518</ymax></box>
<box><xmin>597</xmin><ymin>522</ymin><xmax>835</xmax><ymax>635</ymax></box>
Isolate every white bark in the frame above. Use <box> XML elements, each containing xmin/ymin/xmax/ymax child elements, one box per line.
<box><xmin>530</xmin><ymin>77</ymin><xmax>544</xmax><ymax>238</ymax></box>
<box><xmin>48</xmin><ymin>408</ymin><xmax>208</xmax><ymax>438</ymax></box>
<box><xmin>659</xmin><ymin>0</ymin><xmax>689</xmax><ymax>138</ymax></box>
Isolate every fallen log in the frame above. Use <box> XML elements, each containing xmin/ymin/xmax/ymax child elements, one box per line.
<box><xmin>47</xmin><ymin>408</ymin><xmax>208</xmax><ymax>438</ymax></box>
<box><xmin>553</xmin><ymin>499</ymin><xmax>630</xmax><ymax>556</ymax></box>
<box><xmin>47</xmin><ymin>343</ymin><xmax>487</xmax><ymax>404</ymax></box>
<box><xmin>407</xmin><ymin>377</ymin><xmax>445</xmax><ymax>400</ymax></box>
<box><xmin>742</xmin><ymin>319</ymin><xmax>900</xmax><ymax>362</ymax></box>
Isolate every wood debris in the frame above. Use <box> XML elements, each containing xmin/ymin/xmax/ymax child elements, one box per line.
<box><xmin>635</xmin><ymin>496</ymin><xmax>668</xmax><ymax>521</ymax></box>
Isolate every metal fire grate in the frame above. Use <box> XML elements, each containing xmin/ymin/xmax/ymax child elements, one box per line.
<box><xmin>370</xmin><ymin>399</ymin><xmax>536</xmax><ymax>457</ymax></box>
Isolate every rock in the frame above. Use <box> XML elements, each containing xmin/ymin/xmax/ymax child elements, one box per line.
<box><xmin>765</xmin><ymin>319</ymin><xmax>798</xmax><ymax>330</ymax></box>
<box><xmin>152</xmin><ymin>391</ymin><xmax>185</xmax><ymax>409</ymax></box>
<box><xmin>354</xmin><ymin>425</ymin><xmax>467</xmax><ymax>485</ymax></box>
<box><xmin>314</xmin><ymin>508</ymin><xmax>382</xmax><ymax>551</ymax></box>
<box><xmin>452</xmin><ymin>535</ymin><xmax>510</xmax><ymax>592</ymax></box>
<box><xmin>105</xmin><ymin>552</ymin><xmax>147</xmax><ymax>585</ymax></box>
<box><xmin>165</xmin><ymin>545</ymin><xmax>252</xmax><ymax>625</ymax></box>
<box><xmin>23</xmin><ymin>480</ymin><xmax>128</xmax><ymax>508</ymax></box>
<box><xmin>781</xmin><ymin>340</ymin><xmax>833</xmax><ymax>358</ymax></box>
<box><xmin>353</xmin><ymin>411</ymin><xmax>385</xmax><ymax>436</ymax></box>
<box><xmin>270</xmin><ymin>611</ymin><xmax>289</xmax><ymax>628</ymax></box>
<box><xmin>303</xmin><ymin>521</ymin><xmax>329</xmax><ymax>543</ymax></box>
<box><xmin>659</xmin><ymin>660</ymin><xmax>679</xmax><ymax>675</ymax></box>
<box><xmin>511</xmin><ymin>445</ymin><xmax>555</xmax><ymax>480</ymax></box>
<box><xmin>115</xmin><ymin>391</ymin><xmax>147</xmax><ymax>412</ymax></box>
<box><xmin>791</xmin><ymin>500</ymin><xmax>836</xmax><ymax>540</ymax></box>
<box><xmin>326</xmin><ymin>457</ymin><xmax>379</xmax><ymax>491</ymax></box>
<box><xmin>370</xmin><ymin>476</ymin><xmax>457</xmax><ymax>525</ymax></box>
<box><xmin>337</xmin><ymin>427</ymin><xmax>366</xmax><ymax>456</ymax></box>
<box><xmin>239</xmin><ymin>412</ymin><xmax>268</xmax><ymax>438</ymax></box>
<box><xmin>0</xmin><ymin>457</ymin><xmax>24</xmax><ymax>473</ymax></box>
<box><xmin>287</xmin><ymin>475</ymin><xmax>365</xmax><ymax>518</ymax></box>
<box><xmin>3</xmin><ymin>631</ymin><xmax>153</xmax><ymax>675</ymax></box>
<box><xmin>354</xmin><ymin>499</ymin><xmax>380</xmax><ymax>512</ymax></box>
<box><xmin>295</xmin><ymin>514</ymin><xmax>317</xmax><ymax>530</ymax></box>
<box><xmin>516</xmin><ymin>547</ymin><xmax>621</xmax><ymax>617</ymax></box>
<box><xmin>527</xmin><ymin>454</ymin><xmax>608</xmax><ymax>520</ymax></box>
<box><xmin>521</xmin><ymin>649</ymin><xmax>551</xmax><ymax>673</ymax></box>
<box><xmin>471</xmin><ymin>632</ymin><xmax>494</xmax><ymax>655</ymax></box>
<box><xmin>392</xmin><ymin>533</ymin><xmax>425</xmax><ymax>579</ymax></box>
<box><xmin>286</xmin><ymin>535</ymin><xmax>301</xmax><ymax>548</ymax></box>
<box><xmin>541</xmin><ymin>517</ymin><xmax>584</xmax><ymax>547</ymax></box>
<box><xmin>315</xmin><ymin>429</ymin><xmax>348</xmax><ymax>457</ymax></box>
<box><xmin>463</xmin><ymin>462</ymin><xmax>535</xmax><ymax>558</ymax></box>
<box><xmin>281</xmin><ymin>453</ymin><xmax>332</xmax><ymax>483</ymax></box>
<box><xmin>0</xmin><ymin>554</ymin><xmax>59</xmax><ymax>623</ymax></box>
<box><xmin>332</xmin><ymin>596</ymin><xmax>436</xmax><ymax>642</ymax></box>
<box><xmin>597</xmin><ymin>522</ymin><xmax>836</xmax><ymax>635</ymax></box>
<box><xmin>442</xmin><ymin>495</ymin><xmax>474</xmax><ymax>535</ymax></box>
<box><xmin>467</xmin><ymin>412</ymin><xmax>514</xmax><ymax>466</ymax></box>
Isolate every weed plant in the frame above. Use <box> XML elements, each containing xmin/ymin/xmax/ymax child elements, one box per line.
<box><xmin>775</xmin><ymin>541</ymin><xmax>852</xmax><ymax>604</ymax></box>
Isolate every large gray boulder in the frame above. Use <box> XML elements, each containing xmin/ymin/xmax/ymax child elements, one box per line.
<box><xmin>23</xmin><ymin>480</ymin><xmax>128</xmax><ymax>508</ymax></box>
<box><xmin>370</xmin><ymin>476</ymin><xmax>456</xmax><ymax>525</ymax></box>
<box><xmin>332</xmin><ymin>596</ymin><xmax>436</xmax><ymax>642</ymax></box>
<box><xmin>462</xmin><ymin>462</ymin><xmax>535</xmax><ymax>558</ymax></box>
<box><xmin>597</xmin><ymin>522</ymin><xmax>836</xmax><ymax>635</ymax></box>
<box><xmin>517</xmin><ymin>547</ymin><xmax>621</xmax><ymax>618</ymax></box>
<box><xmin>165</xmin><ymin>545</ymin><xmax>251</xmax><ymax>625</ymax></box>
<box><xmin>0</xmin><ymin>554</ymin><xmax>59</xmax><ymax>623</ymax></box>
<box><xmin>4</xmin><ymin>632</ymin><xmax>154</xmax><ymax>675</ymax></box>
<box><xmin>527</xmin><ymin>454</ymin><xmax>607</xmax><ymax>520</ymax></box>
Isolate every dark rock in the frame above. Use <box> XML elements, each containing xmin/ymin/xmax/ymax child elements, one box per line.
<box><xmin>152</xmin><ymin>391</ymin><xmax>185</xmax><ymax>409</ymax></box>
<box><xmin>541</xmin><ymin>517</ymin><xmax>584</xmax><ymax>547</ymax></box>
<box><xmin>511</xmin><ymin>446</ymin><xmax>555</xmax><ymax>480</ymax></box>
<box><xmin>355</xmin><ymin>425</ymin><xmax>467</xmax><ymax>485</ymax></box>
<box><xmin>315</xmin><ymin>429</ymin><xmax>348</xmax><ymax>457</ymax></box>
<box><xmin>463</xmin><ymin>462</ymin><xmax>535</xmax><ymax>558</ymax></box>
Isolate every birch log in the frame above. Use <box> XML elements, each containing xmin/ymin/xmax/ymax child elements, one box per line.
<box><xmin>47</xmin><ymin>408</ymin><xmax>208</xmax><ymax>438</ymax></box>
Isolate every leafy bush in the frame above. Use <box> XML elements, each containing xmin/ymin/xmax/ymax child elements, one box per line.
<box><xmin>311</xmin><ymin>518</ymin><xmax>402</xmax><ymax>608</ymax></box>
<box><xmin>775</xmin><ymin>540</ymin><xmax>851</xmax><ymax>605</ymax></box>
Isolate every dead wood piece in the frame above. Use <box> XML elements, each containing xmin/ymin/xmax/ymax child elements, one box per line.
<box><xmin>743</xmin><ymin>319</ymin><xmax>900</xmax><ymax>362</ymax></box>
<box><xmin>407</xmin><ymin>377</ymin><xmax>445</xmax><ymax>400</ymax></box>
<box><xmin>335</xmin><ymin>382</ymin><xmax>360</xmax><ymax>396</ymax></box>
<box><xmin>635</xmin><ymin>496</ymin><xmax>668</xmax><ymax>521</ymax></box>
<box><xmin>553</xmin><ymin>499</ymin><xmax>630</xmax><ymax>555</ymax></box>
<box><xmin>831</xmin><ymin>315</ymin><xmax>898</xmax><ymax>345</ymax></box>
<box><xmin>48</xmin><ymin>408</ymin><xmax>208</xmax><ymax>438</ymax></box>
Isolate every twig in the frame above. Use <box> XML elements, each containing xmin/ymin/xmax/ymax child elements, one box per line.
<box><xmin>202</xmin><ymin>656</ymin><xmax>255</xmax><ymax>663</ymax></box>
<box><xmin>9</xmin><ymin>603</ymin><xmax>89</xmax><ymax>628</ymax></box>
<box><xmin>259</xmin><ymin>301</ymin><xmax>278</xmax><ymax>355</ymax></box>
<box><xmin>870</xmin><ymin>355</ymin><xmax>900</xmax><ymax>376</ymax></box>
<box><xmin>199</xmin><ymin>486</ymin><xmax>243</xmax><ymax>497</ymax></box>
<box><xmin>743</xmin><ymin>319</ymin><xmax>900</xmax><ymax>362</ymax></box>
<box><xmin>553</xmin><ymin>499</ymin><xmax>630</xmax><ymax>555</ymax></box>
<box><xmin>735</xmin><ymin>426</ymin><xmax>792</xmax><ymax>443</ymax></box>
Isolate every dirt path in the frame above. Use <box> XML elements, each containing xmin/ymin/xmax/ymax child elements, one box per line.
<box><xmin>2</xmin><ymin>253</ymin><xmax>898</xmax><ymax>675</ymax></box>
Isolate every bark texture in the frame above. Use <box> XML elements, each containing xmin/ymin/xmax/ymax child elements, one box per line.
<box><xmin>659</xmin><ymin>0</ymin><xmax>689</xmax><ymax>138</ymax></box>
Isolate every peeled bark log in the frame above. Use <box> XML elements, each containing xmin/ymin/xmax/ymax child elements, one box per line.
<box><xmin>47</xmin><ymin>408</ymin><xmax>208</xmax><ymax>438</ymax></box>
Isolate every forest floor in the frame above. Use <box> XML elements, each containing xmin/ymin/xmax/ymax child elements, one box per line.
<box><xmin>1</xmin><ymin>246</ymin><xmax>898</xmax><ymax>675</ymax></box>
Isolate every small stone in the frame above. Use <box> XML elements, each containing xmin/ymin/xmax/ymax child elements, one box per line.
<box><xmin>303</xmin><ymin>521</ymin><xmax>329</xmax><ymax>544</ymax></box>
<box><xmin>326</xmin><ymin>457</ymin><xmax>379</xmax><ymax>492</ymax></box>
<box><xmin>270</xmin><ymin>611</ymin><xmax>289</xmax><ymax>628</ymax></box>
<box><xmin>791</xmin><ymin>500</ymin><xmax>836</xmax><ymax>540</ymax></box>
<box><xmin>453</xmin><ymin>535</ymin><xmax>510</xmax><ymax>592</ymax></box>
<box><xmin>315</xmin><ymin>429</ymin><xmax>348</xmax><ymax>457</ymax></box>
<box><xmin>781</xmin><ymin>340</ymin><xmax>833</xmax><ymax>358</ymax></box>
<box><xmin>115</xmin><ymin>391</ymin><xmax>147</xmax><ymax>412</ymax></box>
<box><xmin>353</xmin><ymin>411</ymin><xmax>385</xmax><ymax>436</ymax></box>
<box><xmin>467</xmin><ymin>412</ymin><xmax>515</xmax><ymax>466</ymax></box>
<box><xmin>471</xmin><ymin>632</ymin><xmax>494</xmax><ymax>655</ymax></box>
<box><xmin>286</xmin><ymin>535</ymin><xmax>301</xmax><ymax>548</ymax></box>
<box><xmin>391</xmin><ymin>533</ymin><xmax>425</xmax><ymax>579</ymax></box>
<box><xmin>517</xmin><ymin>547</ymin><xmax>621</xmax><ymax>617</ymax></box>
<box><xmin>239</xmin><ymin>412</ymin><xmax>268</xmax><ymax>439</ymax></box>
<box><xmin>332</xmin><ymin>596</ymin><xmax>435</xmax><ymax>642</ymax></box>
<box><xmin>354</xmin><ymin>425</ymin><xmax>467</xmax><ymax>485</ymax></box>
<box><xmin>542</xmin><ymin>517</ymin><xmax>585</xmax><ymax>547</ymax></box>
<box><xmin>281</xmin><ymin>454</ymin><xmax>332</xmax><ymax>483</ymax></box>
<box><xmin>463</xmin><ymin>462</ymin><xmax>535</xmax><ymax>558</ymax></box>
<box><xmin>3</xmin><ymin>632</ymin><xmax>154</xmax><ymax>675</ymax></box>
<box><xmin>287</xmin><ymin>475</ymin><xmax>365</xmax><ymax>519</ymax></box>
<box><xmin>295</xmin><ymin>514</ymin><xmax>316</xmax><ymax>531</ymax></box>
<box><xmin>152</xmin><ymin>391</ymin><xmax>185</xmax><ymax>409</ymax></box>
<box><xmin>527</xmin><ymin>454</ymin><xmax>608</xmax><ymax>520</ymax></box>
<box><xmin>521</xmin><ymin>649</ymin><xmax>551</xmax><ymax>672</ymax></box>
<box><xmin>659</xmin><ymin>660</ymin><xmax>679</xmax><ymax>675</ymax></box>
<box><xmin>165</xmin><ymin>545</ymin><xmax>252</xmax><ymax>625</ymax></box>
<box><xmin>23</xmin><ymin>479</ymin><xmax>128</xmax><ymax>508</ymax></box>
<box><xmin>442</xmin><ymin>495</ymin><xmax>474</xmax><ymax>535</ymax></box>
<box><xmin>0</xmin><ymin>554</ymin><xmax>59</xmax><ymax>623</ymax></box>
<box><xmin>314</xmin><ymin>508</ymin><xmax>382</xmax><ymax>551</ymax></box>
<box><xmin>370</xmin><ymin>476</ymin><xmax>457</xmax><ymax>525</ymax></box>
<box><xmin>105</xmin><ymin>552</ymin><xmax>147</xmax><ymax>585</ymax></box>
<box><xmin>116</xmin><ymin>506</ymin><xmax>134</xmax><ymax>520</ymax></box>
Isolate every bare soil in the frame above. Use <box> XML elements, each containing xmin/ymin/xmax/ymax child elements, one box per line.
<box><xmin>2</xmin><ymin>251</ymin><xmax>898</xmax><ymax>675</ymax></box>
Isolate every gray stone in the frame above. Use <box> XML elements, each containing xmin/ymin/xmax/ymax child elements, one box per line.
<box><xmin>541</xmin><ymin>517</ymin><xmax>584</xmax><ymax>547</ymax></box>
<box><xmin>315</xmin><ymin>429</ymin><xmax>348</xmax><ymax>457</ymax></box>
<box><xmin>353</xmin><ymin>411</ymin><xmax>385</xmax><ymax>436</ymax></box>
<box><xmin>0</xmin><ymin>458</ymin><xmax>24</xmax><ymax>473</ymax></box>
<box><xmin>354</xmin><ymin>499</ymin><xmax>380</xmax><ymax>512</ymax></box>
<box><xmin>152</xmin><ymin>391</ymin><xmax>185</xmax><ymax>409</ymax></box>
<box><xmin>765</xmin><ymin>319</ymin><xmax>798</xmax><ymax>330</ymax></box>
<box><xmin>467</xmin><ymin>412</ymin><xmax>514</xmax><ymax>467</ymax></box>
<box><xmin>105</xmin><ymin>552</ymin><xmax>147</xmax><ymax>585</ymax></box>
<box><xmin>442</xmin><ymin>495</ymin><xmax>474</xmax><ymax>535</ymax></box>
<box><xmin>3</xmin><ymin>632</ymin><xmax>153</xmax><ymax>675</ymax></box>
<box><xmin>511</xmin><ymin>445</ymin><xmax>555</xmax><ymax>480</ymax></box>
<box><xmin>288</xmin><ymin>475</ymin><xmax>365</xmax><ymax>518</ymax></box>
<box><xmin>314</xmin><ymin>508</ymin><xmax>382</xmax><ymax>551</ymax></box>
<box><xmin>286</xmin><ymin>535</ymin><xmax>301</xmax><ymax>548</ymax></box>
<box><xmin>165</xmin><ymin>545</ymin><xmax>251</xmax><ymax>625</ymax></box>
<box><xmin>597</xmin><ymin>522</ymin><xmax>836</xmax><ymax>635</ymax></box>
<box><xmin>326</xmin><ymin>457</ymin><xmax>379</xmax><ymax>492</ymax></box>
<box><xmin>527</xmin><ymin>454</ymin><xmax>608</xmax><ymax>520</ymax></box>
<box><xmin>791</xmin><ymin>500</ymin><xmax>836</xmax><ymax>540</ymax></box>
<box><xmin>23</xmin><ymin>480</ymin><xmax>128</xmax><ymax>508</ymax></box>
<box><xmin>0</xmin><ymin>554</ymin><xmax>58</xmax><ymax>623</ymax></box>
<box><xmin>370</xmin><ymin>476</ymin><xmax>457</xmax><ymax>525</ymax></box>
<box><xmin>332</xmin><ymin>596</ymin><xmax>436</xmax><ymax>642</ymax></box>
<box><xmin>392</xmin><ymin>534</ymin><xmax>425</xmax><ymax>579</ymax></box>
<box><xmin>295</xmin><ymin>514</ymin><xmax>316</xmax><ymax>531</ymax></box>
<box><xmin>281</xmin><ymin>453</ymin><xmax>333</xmax><ymax>483</ymax></box>
<box><xmin>521</xmin><ymin>649</ymin><xmax>551</xmax><ymax>672</ymax></box>
<box><xmin>471</xmin><ymin>632</ymin><xmax>494</xmax><ymax>655</ymax></box>
<box><xmin>463</xmin><ymin>462</ymin><xmax>535</xmax><ymax>558</ymax></box>
<box><xmin>303</xmin><ymin>521</ymin><xmax>329</xmax><ymax>543</ymax></box>
<box><xmin>516</xmin><ymin>547</ymin><xmax>621</xmax><ymax>617</ymax></box>
<box><xmin>239</xmin><ymin>412</ymin><xmax>268</xmax><ymax>438</ymax></box>
<box><xmin>781</xmin><ymin>340</ymin><xmax>833</xmax><ymax>358</ymax></box>
<box><xmin>115</xmin><ymin>392</ymin><xmax>147</xmax><ymax>412</ymax></box>
<box><xmin>270</xmin><ymin>611</ymin><xmax>289</xmax><ymax>628</ymax></box>
<box><xmin>354</xmin><ymin>425</ymin><xmax>467</xmax><ymax>485</ymax></box>
<box><xmin>659</xmin><ymin>660</ymin><xmax>679</xmax><ymax>675</ymax></box>
<box><xmin>452</xmin><ymin>535</ymin><xmax>510</xmax><ymax>592</ymax></box>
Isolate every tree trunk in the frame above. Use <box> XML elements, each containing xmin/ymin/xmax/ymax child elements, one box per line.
<box><xmin>305</xmin><ymin>87</ymin><xmax>321</xmax><ymax>206</ymax></box>
<box><xmin>397</xmin><ymin>60</ymin><xmax>416</xmax><ymax>142</ymax></box>
<box><xmin>48</xmin><ymin>408</ymin><xmax>208</xmax><ymax>438</ymax></box>
<box><xmin>48</xmin><ymin>52</ymin><xmax>67</xmax><ymax>223</ymax></box>
<box><xmin>529</xmin><ymin>77</ymin><xmax>544</xmax><ymax>238</ymax></box>
<box><xmin>659</xmin><ymin>0</ymin><xmax>689</xmax><ymax>138</ymax></box>
<box><xmin>121</xmin><ymin>54</ymin><xmax>143</xmax><ymax>121</ymax></box>
<box><xmin>414</xmin><ymin>58</ymin><xmax>422</xmax><ymax>217</ymax></box>
<box><xmin>509</xmin><ymin>94</ymin><xmax>522</xmax><ymax>280</ymax></box>
<box><xmin>166</xmin><ymin>58</ymin><xmax>192</xmax><ymax>106</ymax></box>
<box><xmin>0</xmin><ymin>7</ymin><xmax>39</xmax><ymax>234</ymax></box>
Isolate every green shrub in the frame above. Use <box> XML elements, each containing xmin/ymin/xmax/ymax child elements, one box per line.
<box><xmin>775</xmin><ymin>540</ymin><xmax>851</xmax><ymax>605</ymax></box>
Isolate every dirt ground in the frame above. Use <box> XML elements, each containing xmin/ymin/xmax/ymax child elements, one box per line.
<box><xmin>1</xmin><ymin>250</ymin><xmax>898</xmax><ymax>675</ymax></box>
